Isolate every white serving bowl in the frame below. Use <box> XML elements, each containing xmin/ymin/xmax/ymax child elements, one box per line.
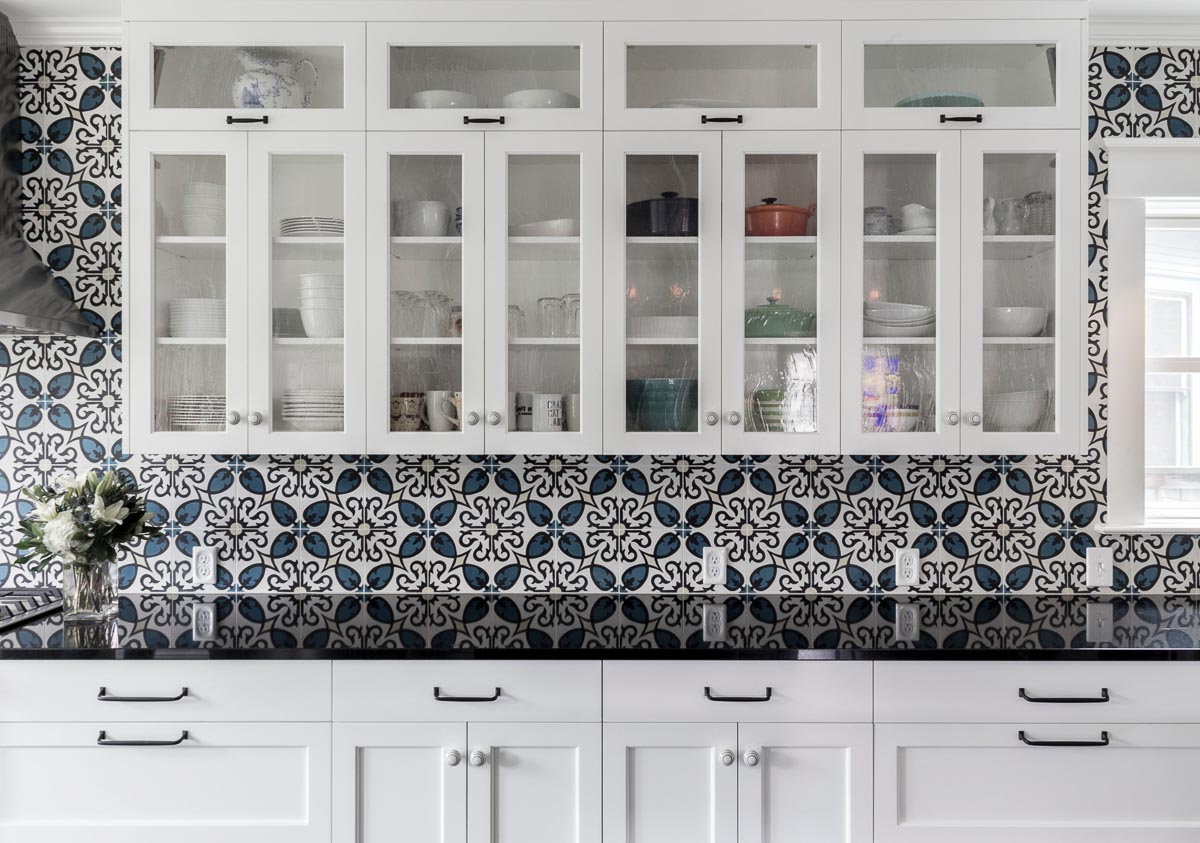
<box><xmin>865</xmin><ymin>301</ymin><xmax>934</xmax><ymax>318</ymax></box>
<box><xmin>501</xmin><ymin>89</ymin><xmax>580</xmax><ymax>109</ymax></box>
<box><xmin>181</xmin><ymin>214</ymin><xmax>223</xmax><ymax>236</ymax></box>
<box><xmin>299</xmin><ymin>307</ymin><xmax>345</xmax><ymax>338</ymax></box>
<box><xmin>406</xmin><ymin>90</ymin><xmax>479</xmax><ymax>109</ymax></box>
<box><xmin>983</xmin><ymin>306</ymin><xmax>1047</xmax><ymax>337</ymax></box>
<box><xmin>509</xmin><ymin>218</ymin><xmax>580</xmax><ymax>237</ymax></box>
<box><xmin>983</xmin><ymin>389</ymin><xmax>1048</xmax><ymax>431</ymax></box>
<box><xmin>899</xmin><ymin>203</ymin><xmax>936</xmax><ymax>232</ymax></box>
<box><xmin>628</xmin><ymin>316</ymin><xmax>698</xmax><ymax>339</ymax></box>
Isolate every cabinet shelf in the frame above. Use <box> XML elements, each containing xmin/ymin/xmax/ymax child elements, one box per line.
<box><xmin>389</xmin><ymin>236</ymin><xmax>463</xmax><ymax>260</ymax></box>
<box><xmin>156</xmin><ymin>337</ymin><xmax>225</xmax><ymax>345</ymax></box>
<box><xmin>273</xmin><ymin>337</ymin><xmax>344</xmax><ymax>346</ymax></box>
<box><xmin>390</xmin><ymin>337</ymin><xmax>463</xmax><ymax>346</ymax></box>
<box><xmin>509</xmin><ymin>337</ymin><xmax>579</xmax><ymax>346</ymax></box>
<box><xmin>864</xmin><ymin>235</ymin><xmax>935</xmax><ymax>260</ymax></box>
<box><xmin>862</xmin><ymin>337</ymin><xmax>935</xmax><ymax>345</ymax></box>
<box><xmin>983</xmin><ymin>235</ymin><xmax>1057</xmax><ymax>259</ymax></box>
<box><xmin>983</xmin><ymin>336</ymin><xmax>1054</xmax><ymax>345</ymax></box>
<box><xmin>155</xmin><ymin>236</ymin><xmax>226</xmax><ymax>259</ymax></box>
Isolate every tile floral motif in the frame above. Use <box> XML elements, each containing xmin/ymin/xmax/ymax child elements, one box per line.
<box><xmin>2</xmin><ymin>45</ymin><xmax>1200</xmax><ymax>595</ymax></box>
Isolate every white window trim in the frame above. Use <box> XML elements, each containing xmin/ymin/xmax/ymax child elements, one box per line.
<box><xmin>1104</xmin><ymin>139</ymin><xmax>1200</xmax><ymax>532</ymax></box>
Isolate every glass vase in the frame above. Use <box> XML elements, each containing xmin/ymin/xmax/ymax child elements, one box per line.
<box><xmin>61</xmin><ymin>558</ymin><xmax>119</xmax><ymax>622</ymax></box>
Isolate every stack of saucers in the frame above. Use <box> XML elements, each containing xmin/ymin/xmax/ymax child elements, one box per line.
<box><xmin>281</xmin><ymin>390</ymin><xmax>344</xmax><ymax>431</ymax></box>
<box><xmin>167</xmin><ymin>395</ymin><xmax>225</xmax><ymax>431</ymax></box>
<box><xmin>298</xmin><ymin>273</ymin><xmax>344</xmax><ymax>338</ymax></box>
<box><xmin>280</xmin><ymin>216</ymin><xmax>344</xmax><ymax>236</ymax></box>
<box><xmin>863</xmin><ymin>302</ymin><xmax>935</xmax><ymax>337</ymax></box>
<box><xmin>182</xmin><ymin>182</ymin><xmax>225</xmax><ymax>236</ymax></box>
<box><xmin>169</xmin><ymin>299</ymin><xmax>225</xmax><ymax>337</ymax></box>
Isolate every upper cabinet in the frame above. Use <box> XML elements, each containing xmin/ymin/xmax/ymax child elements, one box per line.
<box><xmin>367</xmin><ymin>23</ymin><xmax>603</xmax><ymax>131</ymax></box>
<box><xmin>842</xmin><ymin>20</ymin><xmax>1082</xmax><ymax>130</ymax></box>
<box><xmin>126</xmin><ymin>22</ymin><xmax>366</xmax><ymax>131</ymax></box>
<box><xmin>604</xmin><ymin>22</ymin><xmax>841</xmax><ymax>131</ymax></box>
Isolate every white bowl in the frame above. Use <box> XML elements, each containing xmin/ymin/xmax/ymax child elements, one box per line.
<box><xmin>181</xmin><ymin>215</ymin><xmax>223</xmax><ymax>237</ymax></box>
<box><xmin>509</xmin><ymin>218</ymin><xmax>580</xmax><ymax>237</ymax></box>
<box><xmin>501</xmin><ymin>89</ymin><xmax>580</xmax><ymax>109</ymax></box>
<box><xmin>899</xmin><ymin>203</ymin><xmax>937</xmax><ymax>232</ymax></box>
<box><xmin>300</xmin><ymin>308</ymin><xmax>345</xmax><ymax>338</ymax></box>
<box><xmin>983</xmin><ymin>390</ymin><xmax>1048</xmax><ymax>431</ymax></box>
<box><xmin>983</xmin><ymin>306</ymin><xmax>1047</xmax><ymax>337</ymax></box>
<box><xmin>628</xmin><ymin>316</ymin><xmax>698</xmax><ymax>339</ymax></box>
<box><xmin>864</xmin><ymin>322</ymin><xmax>935</xmax><ymax>338</ymax></box>
<box><xmin>406</xmin><ymin>90</ymin><xmax>479</xmax><ymax>109</ymax></box>
<box><xmin>865</xmin><ymin>301</ymin><xmax>934</xmax><ymax>317</ymax></box>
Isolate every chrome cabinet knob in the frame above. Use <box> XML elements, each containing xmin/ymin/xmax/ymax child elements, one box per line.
<box><xmin>967</xmin><ymin>412</ymin><xmax>982</xmax><ymax>427</ymax></box>
<box><xmin>226</xmin><ymin>411</ymin><xmax>241</xmax><ymax>426</ymax></box>
<box><xmin>469</xmin><ymin>750</ymin><xmax>487</xmax><ymax>767</ymax></box>
<box><xmin>744</xmin><ymin>750</ymin><xmax>760</xmax><ymax>767</ymax></box>
<box><xmin>486</xmin><ymin>412</ymin><xmax>501</xmax><ymax>426</ymax></box>
<box><xmin>705</xmin><ymin>412</ymin><xmax>720</xmax><ymax>426</ymax></box>
<box><xmin>465</xmin><ymin>412</ymin><xmax>480</xmax><ymax>426</ymax></box>
<box><xmin>945</xmin><ymin>412</ymin><xmax>959</xmax><ymax>426</ymax></box>
<box><xmin>719</xmin><ymin>749</ymin><xmax>735</xmax><ymax>767</ymax></box>
<box><xmin>727</xmin><ymin>411</ymin><xmax>742</xmax><ymax>426</ymax></box>
<box><xmin>446</xmin><ymin>750</ymin><xmax>462</xmax><ymax>767</ymax></box>
<box><xmin>248</xmin><ymin>411</ymin><xmax>263</xmax><ymax>426</ymax></box>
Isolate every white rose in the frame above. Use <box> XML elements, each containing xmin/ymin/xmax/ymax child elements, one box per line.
<box><xmin>42</xmin><ymin>513</ymin><xmax>79</xmax><ymax>559</ymax></box>
<box><xmin>90</xmin><ymin>498</ymin><xmax>130</xmax><ymax>526</ymax></box>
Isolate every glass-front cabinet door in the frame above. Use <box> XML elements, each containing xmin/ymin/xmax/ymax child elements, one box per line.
<box><xmin>247</xmin><ymin>133</ymin><xmax>366</xmax><ymax>453</ymax></box>
<box><xmin>127</xmin><ymin>22</ymin><xmax>365</xmax><ymax>131</ymax></box>
<box><xmin>842</xmin><ymin>20</ymin><xmax>1082</xmax><ymax>130</ymax></box>
<box><xmin>128</xmin><ymin>132</ymin><xmax>248</xmax><ymax>453</ymax></box>
<box><xmin>960</xmin><ymin>131</ymin><xmax>1082</xmax><ymax>454</ymax></box>
<box><xmin>605</xmin><ymin>22</ymin><xmax>840</xmax><ymax>131</ymax></box>
<box><xmin>485</xmin><ymin>133</ymin><xmax>603</xmax><ymax>453</ymax></box>
<box><xmin>722</xmin><ymin>133</ymin><xmax>841</xmax><ymax>453</ymax></box>
<box><xmin>366</xmin><ymin>133</ymin><xmax>485</xmax><ymax>454</ymax></box>
<box><xmin>604</xmin><ymin>133</ymin><xmax>722</xmax><ymax>454</ymax></box>
<box><xmin>841</xmin><ymin>132</ymin><xmax>961</xmax><ymax>455</ymax></box>
<box><xmin>367</xmin><ymin>23</ymin><xmax>602</xmax><ymax>131</ymax></box>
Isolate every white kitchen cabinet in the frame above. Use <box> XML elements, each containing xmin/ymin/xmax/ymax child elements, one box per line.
<box><xmin>367</xmin><ymin>22</ymin><xmax>603</xmax><ymax>132</ymax></box>
<box><xmin>0</xmin><ymin>722</ymin><xmax>331</xmax><ymax>843</ymax></box>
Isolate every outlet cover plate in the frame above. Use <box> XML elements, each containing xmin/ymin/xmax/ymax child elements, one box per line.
<box><xmin>702</xmin><ymin>603</ymin><xmax>726</xmax><ymax>643</ymax></box>
<box><xmin>192</xmin><ymin>546</ymin><xmax>217</xmax><ymax>586</ymax></box>
<box><xmin>1086</xmin><ymin>547</ymin><xmax>1114</xmax><ymax>589</ymax></box>
<box><xmin>895</xmin><ymin>548</ymin><xmax>920</xmax><ymax>587</ymax></box>
<box><xmin>896</xmin><ymin>603</ymin><xmax>920</xmax><ymax>642</ymax></box>
<box><xmin>193</xmin><ymin>603</ymin><xmax>217</xmax><ymax>642</ymax></box>
<box><xmin>702</xmin><ymin>547</ymin><xmax>727</xmax><ymax>586</ymax></box>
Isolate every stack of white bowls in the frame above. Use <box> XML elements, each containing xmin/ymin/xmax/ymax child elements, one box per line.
<box><xmin>169</xmin><ymin>298</ymin><xmax>225</xmax><ymax>337</ymax></box>
<box><xmin>281</xmin><ymin>389</ymin><xmax>344</xmax><ymax>431</ymax></box>
<box><xmin>983</xmin><ymin>389</ymin><xmax>1049</xmax><ymax>431</ymax></box>
<box><xmin>863</xmin><ymin>301</ymin><xmax>936</xmax><ymax>337</ymax></box>
<box><xmin>181</xmin><ymin>182</ymin><xmax>225</xmax><ymax>236</ymax></box>
<box><xmin>298</xmin><ymin>273</ymin><xmax>344</xmax><ymax>338</ymax></box>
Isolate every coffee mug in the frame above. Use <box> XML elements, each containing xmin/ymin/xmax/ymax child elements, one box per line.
<box><xmin>564</xmin><ymin>393</ymin><xmax>581</xmax><ymax>432</ymax></box>
<box><xmin>533</xmin><ymin>393</ymin><xmax>564</xmax><ymax>433</ymax></box>
<box><xmin>390</xmin><ymin>392</ymin><xmax>423</xmax><ymax>432</ymax></box>
<box><xmin>513</xmin><ymin>391</ymin><xmax>534</xmax><ymax>431</ymax></box>
<box><xmin>422</xmin><ymin>390</ymin><xmax>461</xmax><ymax>432</ymax></box>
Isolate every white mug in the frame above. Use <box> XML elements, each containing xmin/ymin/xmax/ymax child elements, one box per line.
<box><xmin>422</xmin><ymin>390</ymin><xmax>461</xmax><ymax>432</ymax></box>
<box><xmin>533</xmin><ymin>393</ymin><xmax>564</xmax><ymax>433</ymax></box>
<box><xmin>513</xmin><ymin>391</ymin><xmax>534</xmax><ymax>432</ymax></box>
<box><xmin>397</xmin><ymin>200</ymin><xmax>450</xmax><ymax>237</ymax></box>
<box><xmin>564</xmin><ymin>393</ymin><xmax>581</xmax><ymax>432</ymax></box>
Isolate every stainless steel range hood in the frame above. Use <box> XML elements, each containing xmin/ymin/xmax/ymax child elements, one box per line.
<box><xmin>0</xmin><ymin>12</ymin><xmax>97</xmax><ymax>337</ymax></box>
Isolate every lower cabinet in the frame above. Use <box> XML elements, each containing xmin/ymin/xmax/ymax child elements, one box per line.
<box><xmin>876</xmin><ymin>723</ymin><xmax>1200</xmax><ymax>842</ymax></box>
<box><xmin>0</xmin><ymin>722</ymin><xmax>331</xmax><ymax>843</ymax></box>
<box><xmin>604</xmin><ymin>722</ymin><xmax>872</xmax><ymax>843</ymax></box>
<box><xmin>335</xmin><ymin>721</ymin><xmax>601</xmax><ymax>843</ymax></box>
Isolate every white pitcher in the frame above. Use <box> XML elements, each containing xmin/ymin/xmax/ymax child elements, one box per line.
<box><xmin>983</xmin><ymin>197</ymin><xmax>998</xmax><ymax>235</ymax></box>
<box><xmin>231</xmin><ymin>49</ymin><xmax>318</xmax><ymax>109</ymax></box>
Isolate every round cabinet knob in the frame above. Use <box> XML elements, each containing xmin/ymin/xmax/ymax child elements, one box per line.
<box><xmin>719</xmin><ymin>749</ymin><xmax>735</xmax><ymax>767</ymax></box>
<box><xmin>743</xmin><ymin>750</ymin><xmax>760</xmax><ymax>767</ymax></box>
<box><xmin>727</xmin><ymin>411</ymin><xmax>742</xmax><ymax>426</ymax></box>
<box><xmin>248</xmin><ymin>411</ymin><xmax>264</xmax><ymax>426</ymax></box>
<box><xmin>469</xmin><ymin>750</ymin><xmax>487</xmax><ymax>767</ymax></box>
<box><xmin>465</xmin><ymin>412</ymin><xmax>481</xmax><ymax>427</ymax></box>
<box><xmin>446</xmin><ymin>750</ymin><xmax>462</xmax><ymax>767</ymax></box>
<box><xmin>967</xmin><ymin>412</ymin><xmax>983</xmax><ymax>427</ymax></box>
<box><xmin>486</xmin><ymin>412</ymin><xmax>501</xmax><ymax>426</ymax></box>
<box><xmin>945</xmin><ymin>411</ymin><xmax>960</xmax><ymax>426</ymax></box>
<box><xmin>705</xmin><ymin>412</ymin><xmax>720</xmax><ymax>427</ymax></box>
<box><xmin>226</xmin><ymin>411</ymin><xmax>241</xmax><ymax>426</ymax></box>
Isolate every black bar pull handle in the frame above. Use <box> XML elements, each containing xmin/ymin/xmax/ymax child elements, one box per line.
<box><xmin>226</xmin><ymin>115</ymin><xmax>269</xmax><ymax>125</ymax></box>
<box><xmin>434</xmin><ymin>686</ymin><xmax>501</xmax><ymax>702</ymax></box>
<box><xmin>98</xmin><ymin>686</ymin><xmax>189</xmax><ymax>703</ymax></box>
<box><xmin>1019</xmin><ymin>687</ymin><xmax>1109</xmax><ymax>704</ymax></box>
<box><xmin>701</xmin><ymin>114</ymin><xmax>744</xmax><ymax>124</ymax></box>
<box><xmin>463</xmin><ymin>116</ymin><xmax>505</xmax><ymax>125</ymax></box>
<box><xmin>704</xmin><ymin>686</ymin><xmax>773</xmax><ymax>703</ymax></box>
<box><xmin>97</xmin><ymin>730</ymin><xmax>190</xmax><ymax>747</ymax></box>
<box><xmin>1019</xmin><ymin>730</ymin><xmax>1109</xmax><ymax>748</ymax></box>
<box><xmin>940</xmin><ymin>114</ymin><xmax>982</xmax><ymax>124</ymax></box>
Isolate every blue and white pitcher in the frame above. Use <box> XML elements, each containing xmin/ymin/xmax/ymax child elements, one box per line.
<box><xmin>231</xmin><ymin>49</ymin><xmax>318</xmax><ymax>109</ymax></box>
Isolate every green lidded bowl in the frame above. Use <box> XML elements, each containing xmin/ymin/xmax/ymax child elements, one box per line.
<box><xmin>744</xmin><ymin>298</ymin><xmax>816</xmax><ymax>338</ymax></box>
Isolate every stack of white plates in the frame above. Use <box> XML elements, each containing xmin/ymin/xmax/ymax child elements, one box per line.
<box><xmin>169</xmin><ymin>299</ymin><xmax>225</xmax><ymax>337</ymax></box>
<box><xmin>863</xmin><ymin>301</ymin><xmax>936</xmax><ymax>337</ymax></box>
<box><xmin>167</xmin><ymin>395</ymin><xmax>226</xmax><ymax>431</ymax></box>
<box><xmin>280</xmin><ymin>217</ymin><xmax>344</xmax><ymax>236</ymax></box>
<box><xmin>298</xmin><ymin>273</ymin><xmax>344</xmax><ymax>338</ymax></box>
<box><xmin>281</xmin><ymin>389</ymin><xmax>344</xmax><ymax>432</ymax></box>
<box><xmin>182</xmin><ymin>182</ymin><xmax>224</xmax><ymax>237</ymax></box>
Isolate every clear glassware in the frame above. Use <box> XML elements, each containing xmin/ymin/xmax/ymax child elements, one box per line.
<box><xmin>508</xmin><ymin>304</ymin><xmax>526</xmax><ymax>339</ymax></box>
<box><xmin>562</xmin><ymin>293</ymin><xmax>581</xmax><ymax>337</ymax></box>
<box><xmin>538</xmin><ymin>296</ymin><xmax>565</xmax><ymax>338</ymax></box>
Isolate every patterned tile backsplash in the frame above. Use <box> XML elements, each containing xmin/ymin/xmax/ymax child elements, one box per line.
<box><xmin>2</xmin><ymin>45</ymin><xmax>1200</xmax><ymax>596</ymax></box>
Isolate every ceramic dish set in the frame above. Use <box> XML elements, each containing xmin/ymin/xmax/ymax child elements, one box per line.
<box><xmin>983</xmin><ymin>389</ymin><xmax>1048</xmax><ymax>431</ymax></box>
<box><xmin>863</xmin><ymin>301</ymin><xmax>935</xmax><ymax>337</ymax></box>
<box><xmin>168</xmin><ymin>298</ymin><xmax>225</xmax><ymax>338</ymax></box>
<box><xmin>281</xmin><ymin>389</ymin><xmax>344</xmax><ymax>431</ymax></box>
<box><xmin>165</xmin><ymin>395</ymin><xmax>226</xmax><ymax>432</ymax></box>
<box><xmin>280</xmin><ymin>216</ymin><xmax>344</xmax><ymax>236</ymax></box>
<box><xmin>392</xmin><ymin>201</ymin><xmax>455</xmax><ymax>237</ymax></box>
<box><xmin>181</xmin><ymin>181</ymin><xmax>224</xmax><ymax>236</ymax></box>
<box><xmin>406</xmin><ymin>88</ymin><xmax>580</xmax><ymax>109</ymax></box>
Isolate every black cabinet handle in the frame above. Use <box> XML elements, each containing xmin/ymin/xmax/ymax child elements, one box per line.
<box><xmin>940</xmin><ymin>114</ymin><xmax>982</xmax><ymax>124</ymax></box>
<box><xmin>1019</xmin><ymin>730</ymin><xmax>1109</xmax><ymax>748</ymax></box>
<box><xmin>226</xmin><ymin>115</ymin><xmax>269</xmax><ymax>125</ymax></box>
<box><xmin>98</xmin><ymin>686</ymin><xmax>189</xmax><ymax>703</ymax></box>
<box><xmin>1019</xmin><ymin>687</ymin><xmax>1109</xmax><ymax>704</ymax></box>
<box><xmin>97</xmin><ymin>730</ymin><xmax>190</xmax><ymax>747</ymax></box>
<box><xmin>704</xmin><ymin>686</ymin><xmax>773</xmax><ymax>703</ymax></box>
<box><xmin>463</xmin><ymin>116</ymin><xmax>505</xmax><ymax>125</ymax></box>
<box><xmin>701</xmin><ymin>114</ymin><xmax>743</xmax><ymax>124</ymax></box>
<box><xmin>433</xmin><ymin>686</ymin><xmax>501</xmax><ymax>702</ymax></box>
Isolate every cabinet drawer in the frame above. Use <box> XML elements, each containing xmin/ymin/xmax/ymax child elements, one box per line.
<box><xmin>334</xmin><ymin>661</ymin><xmax>600</xmax><ymax>722</ymax></box>
<box><xmin>874</xmin><ymin>661</ymin><xmax>1200</xmax><ymax>723</ymax></box>
<box><xmin>603</xmin><ymin>661</ymin><xmax>872</xmax><ymax>722</ymax></box>
<box><xmin>0</xmin><ymin>661</ymin><xmax>331</xmax><ymax>722</ymax></box>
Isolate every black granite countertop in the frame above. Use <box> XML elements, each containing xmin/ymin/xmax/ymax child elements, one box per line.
<box><xmin>3</xmin><ymin>593</ymin><xmax>1200</xmax><ymax>659</ymax></box>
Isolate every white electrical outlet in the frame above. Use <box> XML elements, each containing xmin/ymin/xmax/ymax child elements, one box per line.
<box><xmin>193</xmin><ymin>602</ymin><xmax>217</xmax><ymax>642</ymax></box>
<box><xmin>896</xmin><ymin>603</ymin><xmax>920</xmax><ymax>642</ymax></box>
<box><xmin>1086</xmin><ymin>601</ymin><xmax>1114</xmax><ymax>644</ymax></box>
<box><xmin>702</xmin><ymin>547</ymin><xmax>727</xmax><ymax>586</ymax></box>
<box><xmin>894</xmin><ymin>548</ymin><xmax>920</xmax><ymax>587</ymax></box>
<box><xmin>192</xmin><ymin>546</ymin><xmax>218</xmax><ymax>586</ymax></box>
<box><xmin>1085</xmin><ymin>547</ymin><xmax>1114</xmax><ymax>589</ymax></box>
<box><xmin>702</xmin><ymin>603</ymin><xmax>726</xmax><ymax>643</ymax></box>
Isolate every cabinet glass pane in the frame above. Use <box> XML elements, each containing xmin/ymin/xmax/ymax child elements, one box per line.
<box><xmin>388</xmin><ymin>155</ymin><xmax>465</xmax><ymax>434</ymax></box>
<box><xmin>860</xmin><ymin>154</ymin><xmax>938</xmax><ymax>433</ymax></box>
<box><xmin>389</xmin><ymin>46</ymin><xmax>581</xmax><ymax>110</ymax></box>
<box><xmin>625</xmin><ymin>155</ymin><xmax>700</xmax><ymax>434</ymax></box>
<box><xmin>152</xmin><ymin>154</ymin><xmax>228</xmax><ymax>433</ymax></box>
<box><xmin>980</xmin><ymin>152</ymin><xmax>1057</xmax><ymax>433</ymax></box>
<box><xmin>863</xmin><ymin>43</ymin><xmax>1057</xmax><ymax>109</ymax></box>
<box><xmin>625</xmin><ymin>44</ymin><xmax>817</xmax><ymax>110</ymax></box>
<box><xmin>742</xmin><ymin>154</ymin><xmax>819</xmax><ymax>433</ymax></box>
<box><xmin>505</xmin><ymin>155</ymin><xmax>582</xmax><ymax>435</ymax></box>
<box><xmin>151</xmin><ymin>45</ymin><xmax>344</xmax><ymax>109</ymax></box>
<box><xmin>270</xmin><ymin>154</ymin><xmax>346</xmax><ymax>433</ymax></box>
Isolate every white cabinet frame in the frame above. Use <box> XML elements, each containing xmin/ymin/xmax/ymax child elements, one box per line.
<box><xmin>367</xmin><ymin>22</ymin><xmax>603</xmax><ymax>132</ymax></box>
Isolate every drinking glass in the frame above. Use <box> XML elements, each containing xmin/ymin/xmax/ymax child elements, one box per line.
<box><xmin>538</xmin><ymin>297</ymin><xmax>565</xmax><ymax>337</ymax></box>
